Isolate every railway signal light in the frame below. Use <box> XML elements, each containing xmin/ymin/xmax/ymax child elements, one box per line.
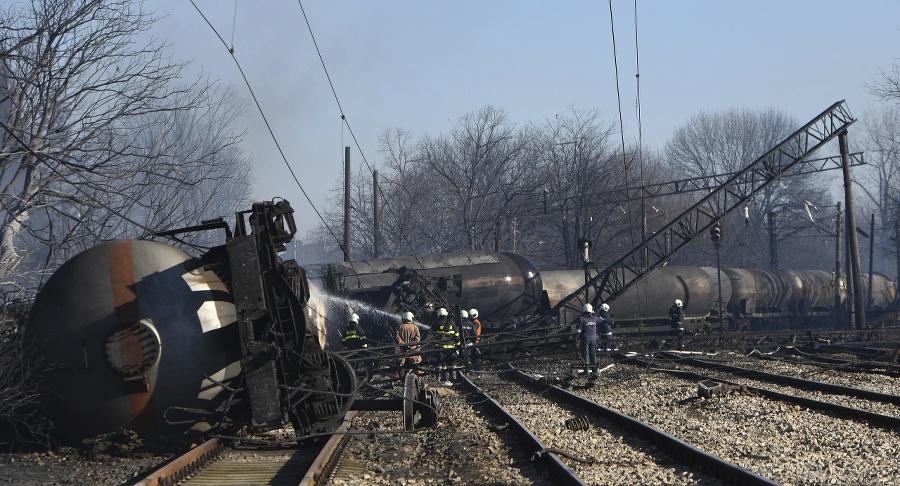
<box><xmin>710</xmin><ymin>221</ymin><xmax>722</xmax><ymax>243</ymax></box>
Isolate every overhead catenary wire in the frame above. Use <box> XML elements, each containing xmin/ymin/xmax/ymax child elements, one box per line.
<box><xmin>190</xmin><ymin>1</ymin><xmax>453</xmax><ymax>336</ymax></box>
<box><xmin>188</xmin><ymin>0</ymin><xmax>331</xmax><ymax>239</ymax></box>
<box><xmin>188</xmin><ymin>0</ymin><xmax>358</xmax><ymax>338</ymax></box>
<box><xmin>632</xmin><ymin>0</ymin><xmax>647</xmax><ymax>316</ymax></box>
<box><xmin>607</xmin><ymin>0</ymin><xmax>638</xmax><ymax>255</ymax></box>
<box><xmin>293</xmin><ymin>1</ymin><xmax>452</xmax><ymax>271</ymax></box>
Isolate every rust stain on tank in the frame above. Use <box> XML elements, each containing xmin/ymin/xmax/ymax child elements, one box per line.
<box><xmin>108</xmin><ymin>240</ymin><xmax>155</xmax><ymax>434</ymax></box>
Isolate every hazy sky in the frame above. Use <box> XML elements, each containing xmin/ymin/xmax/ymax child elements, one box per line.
<box><xmin>147</xmin><ymin>1</ymin><xmax>900</xmax><ymax>234</ymax></box>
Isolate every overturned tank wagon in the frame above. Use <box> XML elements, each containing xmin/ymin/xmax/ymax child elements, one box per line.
<box><xmin>25</xmin><ymin>200</ymin><xmax>438</xmax><ymax>442</ymax></box>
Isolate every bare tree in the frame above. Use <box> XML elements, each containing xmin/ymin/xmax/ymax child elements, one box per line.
<box><xmin>869</xmin><ymin>62</ymin><xmax>900</xmax><ymax>102</ymax></box>
<box><xmin>855</xmin><ymin>106</ymin><xmax>900</xmax><ymax>270</ymax></box>
<box><xmin>0</xmin><ymin>0</ymin><xmax>252</xmax><ymax>292</ymax></box>
<box><xmin>529</xmin><ymin>108</ymin><xmax>620</xmax><ymax>269</ymax></box>
<box><xmin>417</xmin><ymin>105</ymin><xmax>536</xmax><ymax>252</ymax></box>
<box><xmin>309</xmin><ymin>106</ymin><xmax>630</xmax><ymax>269</ymax></box>
<box><xmin>858</xmin><ymin>106</ymin><xmax>900</xmax><ymax>225</ymax></box>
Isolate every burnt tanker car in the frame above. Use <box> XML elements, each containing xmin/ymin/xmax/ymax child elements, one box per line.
<box><xmin>26</xmin><ymin>201</ymin><xmax>360</xmax><ymax>441</ymax></box>
<box><xmin>307</xmin><ymin>251</ymin><xmax>545</xmax><ymax>341</ymax></box>
<box><xmin>542</xmin><ymin>266</ymin><xmax>896</xmax><ymax>332</ymax></box>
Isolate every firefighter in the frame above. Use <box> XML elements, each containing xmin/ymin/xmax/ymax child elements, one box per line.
<box><xmin>396</xmin><ymin>311</ymin><xmax>422</xmax><ymax>377</ymax></box>
<box><xmin>342</xmin><ymin>313</ymin><xmax>368</xmax><ymax>351</ymax></box>
<box><xmin>468</xmin><ymin>308</ymin><xmax>483</xmax><ymax>364</ymax></box>
<box><xmin>469</xmin><ymin>308</ymin><xmax>482</xmax><ymax>344</ymax></box>
<box><xmin>577</xmin><ymin>303</ymin><xmax>599</xmax><ymax>372</ymax></box>
<box><xmin>432</xmin><ymin>307</ymin><xmax>459</xmax><ymax>386</ymax></box>
<box><xmin>597</xmin><ymin>303</ymin><xmax>614</xmax><ymax>351</ymax></box>
<box><xmin>458</xmin><ymin>309</ymin><xmax>478</xmax><ymax>367</ymax></box>
<box><xmin>669</xmin><ymin>299</ymin><xmax>685</xmax><ymax>348</ymax></box>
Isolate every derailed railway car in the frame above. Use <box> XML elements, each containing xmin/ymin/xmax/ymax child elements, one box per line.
<box><xmin>311</xmin><ymin>248</ymin><xmax>895</xmax><ymax>336</ymax></box>
<box><xmin>309</xmin><ymin>251</ymin><xmax>544</xmax><ymax>319</ymax></box>
<box><xmin>25</xmin><ymin>201</ymin><xmax>361</xmax><ymax>441</ymax></box>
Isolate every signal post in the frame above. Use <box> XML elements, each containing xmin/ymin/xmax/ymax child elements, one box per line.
<box><xmin>710</xmin><ymin>221</ymin><xmax>725</xmax><ymax>329</ymax></box>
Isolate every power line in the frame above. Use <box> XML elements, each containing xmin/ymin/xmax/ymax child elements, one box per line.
<box><xmin>607</xmin><ymin>0</ymin><xmax>638</xmax><ymax>257</ymax></box>
<box><xmin>294</xmin><ymin>1</ymin><xmax>453</xmax><ymax>272</ymax></box>
<box><xmin>188</xmin><ymin>0</ymin><xmax>332</xmax><ymax>237</ymax></box>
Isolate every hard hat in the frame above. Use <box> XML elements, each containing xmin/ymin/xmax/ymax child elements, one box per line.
<box><xmin>674</xmin><ymin>299</ymin><xmax>683</xmax><ymax>307</ymax></box>
<box><xmin>402</xmin><ymin>311</ymin><xmax>414</xmax><ymax>323</ymax></box>
<box><xmin>460</xmin><ymin>310</ymin><xmax>469</xmax><ymax>319</ymax></box>
<box><xmin>437</xmin><ymin>307</ymin><xmax>448</xmax><ymax>318</ymax></box>
<box><xmin>600</xmin><ymin>303</ymin><xmax>610</xmax><ymax>312</ymax></box>
<box><xmin>469</xmin><ymin>308</ymin><xmax>478</xmax><ymax>318</ymax></box>
<box><xmin>349</xmin><ymin>313</ymin><xmax>360</xmax><ymax>324</ymax></box>
<box><xmin>582</xmin><ymin>303</ymin><xmax>593</xmax><ymax>313</ymax></box>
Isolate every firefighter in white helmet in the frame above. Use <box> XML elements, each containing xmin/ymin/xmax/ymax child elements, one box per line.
<box><xmin>597</xmin><ymin>303</ymin><xmax>614</xmax><ymax>351</ymax></box>
<box><xmin>577</xmin><ymin>303</ymin><xmax>599</xmax><ymax>372</ymax></box>
<box><xmin>669</xmin><ymin>299</ymin><xmax>685</xmax><ymax>348</ymax></box>
<box><xmin>468</xmin><ymin>308</ymin><xmax>482</xmax><ymax>344</ymax></box>
<box><xmin>396</xmin><ymin>311</ymin><xmax>421</xmax><ymax>377</ymax></box>
<box><xmin>432</xmin><ymin>308</ymin><xmax>458</xmax><ymax>385</ymax></box>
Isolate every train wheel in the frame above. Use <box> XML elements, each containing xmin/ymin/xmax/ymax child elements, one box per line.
<box><xmin>289</xmin><ymin>350</ymin><xmax>357</xmax><ymax>436</ymax></box>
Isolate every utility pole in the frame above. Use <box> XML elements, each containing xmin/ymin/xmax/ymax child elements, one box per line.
<box><xmin>868</xmin><ymin>213</ymin><xmax>875</xmax><ymax>310</ymax></box>
<box><xmin>839</xmin><ymin>131</ymin><xmax>865</xmax><ymax>329</ymax></box>
<box><xmin>768</xmin><ymin>211</ymin><xmax>777</xmax><ymax>270</ymax></box>
<box><xmin>896</xmin><ymin>220</ymin><xmax>900</xmax><ymax>306</ymax></box>
<box><xmin>373</xmin><ymin>170</ymin><xmax>380</xmax><ymax>259</ymax></box>
<box><xmin>578</xmin><ymin>238</ymin><xmax>591</xmax><ymax>304</ymax></box>
<box><xmin>834</xmin><ymin>203</ymin><xmax>843</xmax><ymax>329</ymax></box>
<box><xmin>343</xmin><ymin>146</ymin><xmax>351</xmax><ymax>262</ymax></box>
<box><xmin>641</xmin><ymin>199</ymin><xmax>648</xmax><ymax>272</ymax></box>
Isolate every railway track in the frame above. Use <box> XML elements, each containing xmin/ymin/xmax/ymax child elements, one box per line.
<box><xmin>622</xmin><ymin>355</ymin><xmax>900</xmax><ymax>428</ymax></box>
<box><xmin>463</xmin><ymin>368</ymin><xmax>768</xmax><ymax>484</ymax></box>
<box><xmin>749</xmin><ymin>346</ymin><xmax>900</xmax><ymax>377</ymax></box>
<box><xmin>123</xmin><ymin>349</ymin><xmax>900</xmax><ymax>485</ymax></box>
<box><xmin>518</xmin><ymin>351</ymin><xmax>900</xmax><ymax>484</ymax></box>
<box><xmin>132</xmin><ymin>413</ymin><xmax>355</xmax><ymax>485</ymax></box>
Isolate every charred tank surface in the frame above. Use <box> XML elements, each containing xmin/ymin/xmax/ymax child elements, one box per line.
<box><xmin>26</xmin><ymin>200</ymin><xmax>361</xmax><ymax>442</ymax></box>
<box><xmin>310</xmin><ymin>250</ymin><xmax>543</xmax><ymax>319</ymax></box>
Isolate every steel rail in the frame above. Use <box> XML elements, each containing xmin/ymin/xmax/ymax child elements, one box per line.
<box><xmin>132</xmin><ymin>438</ymin><xmax>222</xmax><ymax>486</ymax></box>
<box><xmin>132</xmin><ymin>413</ymin><xmax>356</xmax><ymax>486</ymax></box>
<box><xmin>657</xmin><ymin>352</ymin><xmax>900</xmax><ymax>406</ymax></box>
<box><xmin>299</xmin><ymin>411</ymin><xmax>357</xmax><ymax>485</ymax></box>
<box><xmin>455</xmin><ymin>373</ymin><xmax>589</xmax><ymax>486</ymax></box>
<box><xmin>756</xmin><ymin>347</ymin><xmax>900</xmax><ymax>378</ymax></box>
<box><xmin>504</xmin><ymin>367</ymin><xmax>778</xmax><ymax>486</ymax></box>
<box><xmin>619</xmin><ymin>356</ymin><xmax>900</xmax><ymax>428</ymax></box>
